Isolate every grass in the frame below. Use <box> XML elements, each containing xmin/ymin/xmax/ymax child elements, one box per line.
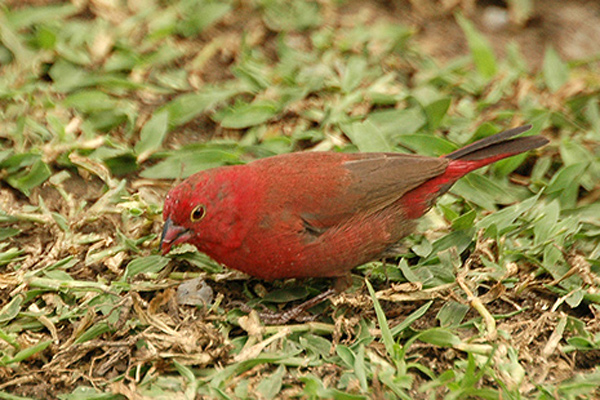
<box><xmin>0</xmin><ymin>0</ymin><xmax>599</xmax><ymax>398</ymax></box>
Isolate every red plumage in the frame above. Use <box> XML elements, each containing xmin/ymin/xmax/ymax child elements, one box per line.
<box><xmin>161</xmin><ymin>125</ymin><xmax>547</xmax><ymax>280</ymax></box>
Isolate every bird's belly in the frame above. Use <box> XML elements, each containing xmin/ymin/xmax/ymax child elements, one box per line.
<box><xmin>216</xmin><ymin>212</ymin><xmax>417</xmax><ymax>280</ymax></box>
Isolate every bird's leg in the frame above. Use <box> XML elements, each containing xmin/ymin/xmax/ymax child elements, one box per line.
<box><xmin>235</xmin><ymin>275</ymin><xmax>352</xmax><ymax>325</ymax></box>
<box><xmin>233</xmin><ymin>288</ymin><xmax>335</xmax><ymax>324</ymax></box>
<box><xmin>333</xmin><ymin>274</ymin><xmax>353</xmax><ymax>292</ymax></box>
<box><xmin>255</xmin><ymin>287</ymin><xmax>336</xmax><ymax>325</ymax></box>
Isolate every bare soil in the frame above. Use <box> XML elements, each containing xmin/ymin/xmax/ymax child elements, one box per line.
<box><xmin>2</xmin><ymin>0</ymin><xmax>600</xmax><ymax>398</ymax></box>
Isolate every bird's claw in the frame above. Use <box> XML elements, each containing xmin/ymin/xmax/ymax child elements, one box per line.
<box><xmin>234</xmin><ymin>288</ymin><xmax>336</xmax><ymax>325</ymax></box>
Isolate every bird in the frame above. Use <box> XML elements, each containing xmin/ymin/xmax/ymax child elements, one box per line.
<box><xmin>160</xmin><ymin>125</ymin><xmax>548</xmax><ymax>280</ymax></box>
<box><xmin>160</xmin><ymin>125</ymin><xmax>547</xmax><ymax>322</ymax></box>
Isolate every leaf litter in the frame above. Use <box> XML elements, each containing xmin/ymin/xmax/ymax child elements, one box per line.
<box><xmin>0</xmin><ymin>0</ymin><xmax>600</xmax><ymax>398</ymax></box>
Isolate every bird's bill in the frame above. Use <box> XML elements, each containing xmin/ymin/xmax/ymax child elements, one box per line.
<box><xmin>160</xmin><ymin>218</ymin><xmax>192</xmax><ymax>254</ymax></box>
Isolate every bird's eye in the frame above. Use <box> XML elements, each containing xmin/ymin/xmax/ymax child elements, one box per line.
<box><xmin>190</xmin><ymin>205</ymin><xmax>206</xmax><ymax>222</ymax></box>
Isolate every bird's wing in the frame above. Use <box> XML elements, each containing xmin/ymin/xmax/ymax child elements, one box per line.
<box><xmin>343</xmin><ymin>152</ymin><xmax>449</xmax><ymax>210</ymax></box>
<box><xmin>299</xmin><ymin>153</ymin><xmax>448</xmax><ymax>230</ymax></box>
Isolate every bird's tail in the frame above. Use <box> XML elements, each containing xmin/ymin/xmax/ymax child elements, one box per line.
<box><xmin>437</xmin><ymin>124</ymin><xmax>549</xmax><ymax>184</ymax></box>
<box><xmin>400</xmin><ymin>125</ymin><xmax>548</xmax><ymax>219</ymax></box>
<box><xmin>444</xmin><ymin>125</ymin><xmax>548</xmax><ymax>162</ymax></box>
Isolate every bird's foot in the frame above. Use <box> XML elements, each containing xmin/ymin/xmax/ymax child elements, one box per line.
<box><xmin>236</xmin><ymin>288</ymin><xmax>336</xmax><ymax>325</ymax></box>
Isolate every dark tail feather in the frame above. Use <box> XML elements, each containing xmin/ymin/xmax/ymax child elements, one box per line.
<box><xmin>444</xmin><ymin>125</ymin><xmax>548</xmax><ymax>161</ymax></box>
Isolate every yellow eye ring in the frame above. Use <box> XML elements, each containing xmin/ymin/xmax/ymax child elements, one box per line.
<box><xmin>190</xmin><ymin>205</ymin><xmax>206</xmax><ymax>222</ymax></box>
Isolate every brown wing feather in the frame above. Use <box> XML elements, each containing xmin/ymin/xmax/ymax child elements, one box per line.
<box><xmin>343</xmin><ymin>153</ymin><xmax>449</xmax><ymax>211</ymax></box>
<box><xmin>299</xmin><ymin>153</ymin><xmax>448</xmax><ymax>230</ymax></box>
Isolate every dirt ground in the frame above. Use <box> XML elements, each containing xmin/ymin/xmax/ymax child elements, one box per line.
<box><xmin>8</xmin><ymin>0</ymin><xmax>600</xmax><ymax>64</ymax></box>
<box><xmin>1</xmin><ymin>0</ymin><xmax>600</xmax><ymax>398</ymax></box>
<box><xmin>392</xmin><ymin>0</ymin><xmax>600</xmax><ymax>66</ymax></box>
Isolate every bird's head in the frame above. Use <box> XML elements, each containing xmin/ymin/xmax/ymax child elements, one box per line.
<box><xmin>160</xmin><ymin>166</ymin><xmax>254</xmax><ymax>255</ymax></box>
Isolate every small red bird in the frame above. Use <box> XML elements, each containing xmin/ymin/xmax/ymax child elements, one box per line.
<box><xmin>161</xmin><ymin>125</ymin><xmax>547</xmax><ymax>281</ymax></box>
